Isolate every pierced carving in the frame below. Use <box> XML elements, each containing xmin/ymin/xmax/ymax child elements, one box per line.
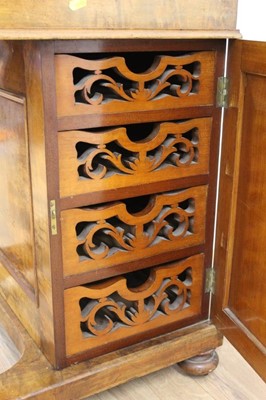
<box><xmin>73</xmin><ymin>55</ymin><xmax>200</xmax><ymax>105</ymax></box>
<box><xmin>76</xmin><ymin>196</ymin><xmax>195</xmax><ymax>262</ymax></box>
<box><xmin>59</xmin><ymin>118</ymin><xmax>211</xmax><ymax>197</ymax></box>
<box><xmin>77</xmin><ymin>122</ymin><xmax>198</xmax><ymax>180</ymax></box>
<box><xmin>55</xmin><ymin>52</ymin><xmax>215</xmax><ymax>116</ymax></box>
<box><xmin>64</xmin><ymin>254</ymin><xmax>204</xmax><ymax>356</ymax></box>
<box><xmin>61</xmin><ymin>186</ymin><xmax>207</xmax><ymax>276</ymax></box>
<box><xmin>79</xmin><ymin>266</ymin><xmax>192</xmax><ymax>337</ymax></box>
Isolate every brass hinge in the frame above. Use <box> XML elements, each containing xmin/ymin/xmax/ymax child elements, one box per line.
<box><xmin>216</xmin><ymin>76</ymin><xmax>229</xmax><ymax>108</ymax></box>
<box><xmin>50</xmin><ymin>200</ymin><xmax>58</xmax><ymax>236</ymax></box>
<box><xmin>205</xmin><ymin>268</ymin><xmax>216</xmax><ymax>294</ymax></box>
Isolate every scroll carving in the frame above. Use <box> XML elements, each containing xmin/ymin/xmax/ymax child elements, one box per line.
<box><xmin>77</xmin><ymin>122</ymin><xmax>198</xmax><ymax>180</ymax></box>
<box><xmin>55</xmin><ymin>52</ymin><xmax>215</xmax><ymax>116</ymax></box>
<box><xmin>79</xmin><ymin>265</ymin><xmax>192</xmax><ymax>337</ymax></box>
<box><xmin>73</xmin><ymin>55</ymin><xmax>200</xmax><ymax>105</ymax></box>
<box><xmin>61</xmin><ymin>186</ymin><xmax>207</xmax><ymax>276</ymax></box>
<box><xmin>64</xmin><ymin>254</ymin><xmax>204</xmax><ymax>355</ymax></box>
<box><xmin>77</xmin><ymin>195</ymin><xmax>195</xmax><ymax>261</ymax></box>
<box><xmin>59</xmin><ymin>118</ymin><xmax>211</xmax><ymax>197</ymax></box>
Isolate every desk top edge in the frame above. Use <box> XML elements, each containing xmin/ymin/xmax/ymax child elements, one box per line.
<box><xmin>0</xmin><ymin>29</ymin><xmax>242</xmax><ymax>41</ymax></box>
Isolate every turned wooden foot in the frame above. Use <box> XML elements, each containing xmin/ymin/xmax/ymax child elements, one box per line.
<box><xmin>178</xmin><ymin>349</ymin><xmax>219</xmax><ymax>376</ymax></box>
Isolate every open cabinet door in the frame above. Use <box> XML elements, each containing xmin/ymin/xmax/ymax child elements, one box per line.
<box><xmin>213</xmin><ymin>40</ymin><xmax>266</xmax><ymax>381</ymax></box>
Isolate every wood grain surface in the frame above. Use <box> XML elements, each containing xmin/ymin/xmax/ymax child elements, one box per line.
<box><xmin>213</xmin><ymin>40</ymin><xmax>266</xmax><ymax>381</ymax></box>
<box><xmin>0</xmin><ymin>1</ymin><xmax>240</xmax><ymax>39</ymax></box>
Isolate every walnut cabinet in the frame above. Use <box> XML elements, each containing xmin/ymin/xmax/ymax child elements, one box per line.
<box><xmin>0</xmin><ymin>38</ymin><xmax>225</xmax><ymax>368</ymax></box>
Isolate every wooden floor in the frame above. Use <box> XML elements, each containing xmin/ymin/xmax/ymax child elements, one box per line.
<box><xmin>0</xmin><ymin>324</ymin><xmax>265</xmax><ymax>399</ymax></box>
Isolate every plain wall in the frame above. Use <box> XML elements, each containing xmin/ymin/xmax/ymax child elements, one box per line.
<box><xmin>237</xmin><ymin>0</ymin><xmax>266</xmax><ymax>41</ymax></box>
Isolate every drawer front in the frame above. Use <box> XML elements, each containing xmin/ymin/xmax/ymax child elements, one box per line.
<box><xmin>61</xmin><ymin>186</ymin><xmax>207</xmax><ymax>277</ymax></box>
<box><xmin>55</xmin><ymin>51</ymin><xmax>215</xmax><ymax>118</ymax></box>
<box><xmin>58</xmin><ymin>118</ymin><xmax>211</xmax><ymax>198</ymax></box>
<box><xmin>64</xmin><ymin>253</ymin><xmax>204</xmax><ymax>357</ymax></box>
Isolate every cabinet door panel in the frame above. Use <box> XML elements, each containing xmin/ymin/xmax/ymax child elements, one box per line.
<box><xmin>229</xmin><ymin>72</ymin><xmax>266</xmax><ymax>347</ymax></box>
<box><xmin>0</xmin><ymin>91</ymin><xmax>36</xmax><ymax>296</ymax></box>
<box><xmin>213</xmin><ymin>40</ymin><xmax>266</xmax><ymax>382</ymax></box>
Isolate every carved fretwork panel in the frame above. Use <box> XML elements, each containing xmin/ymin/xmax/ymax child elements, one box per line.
<box><xmin>55</xmin><ymin>52</ymin><xmax>215</xmax><ymax>118</ymax></box>
<box><xmin>58</xmin><ymin>118</ymin><xmax>211</xmax><ymax>197</ymax></box>
<box><xmin>64</xmin><ymin>254</ymin><xmax>204</xmax><ymax>356</ymax></box>
<box><xmin>61</xmin><ymin>186</ymin><xmax>207</xmax><ymax>277</ymax></box>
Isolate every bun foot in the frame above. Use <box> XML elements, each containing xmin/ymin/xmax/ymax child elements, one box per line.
<box><xmin>178</xmin><ymin>349</ymin><xmax>219</xmax><ymax>376</ymax></box>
